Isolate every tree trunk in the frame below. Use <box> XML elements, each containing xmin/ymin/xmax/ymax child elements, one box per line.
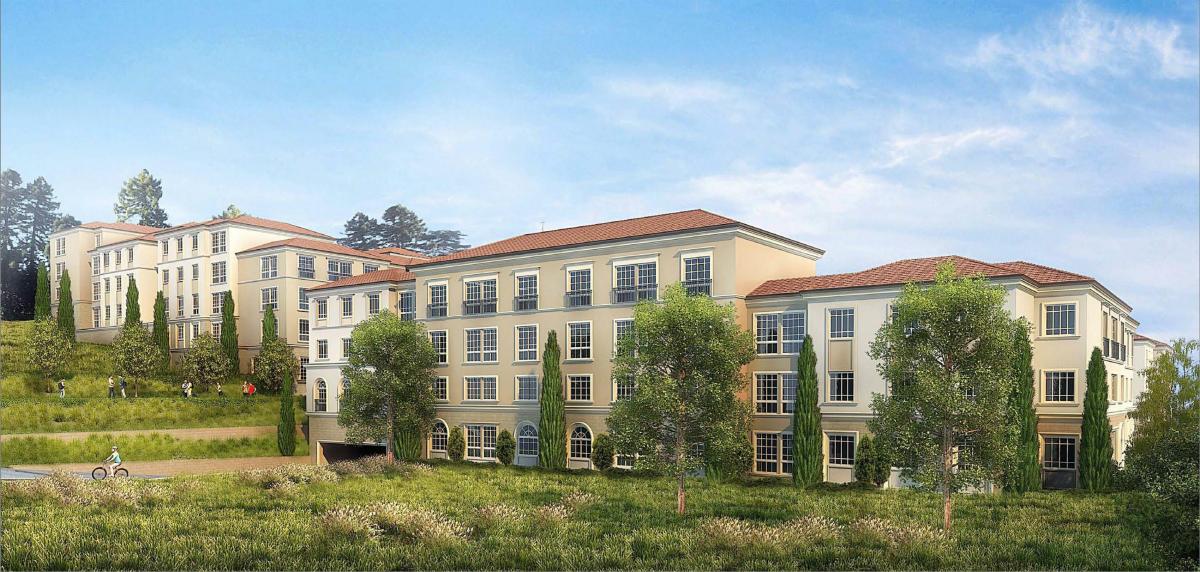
<box><xmin>677</xmin><ymin>468</ymin><xmax>686</xmax><ymax>515</ymax></box>
<box><xmin>942</xmin><ymin>430</ymin><xmax>952</xmax><ymax>532</ymax></box>
<box><xmin>385</xmin><ymin>406</ymin><xmax>395</xmax><ymax>462</ymax></box>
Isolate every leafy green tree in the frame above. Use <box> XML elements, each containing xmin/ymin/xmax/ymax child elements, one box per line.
<box><xmin>113</xmin><ymin>324</ymin><xmax>158</xmax><ymax>397</ymax></box>
<box><xmin>278</xmin><ymin>365</ymin><xmax>296</xmax><ymax>456</ymax></box>
<box><xmin>337</xmin><ymin>311</ymin><xmax>438</xmax><ymax>462</ymax></box>
<box><xmin>123</xmin><ymin>277</ymin><xmax>141</xmax><ymax>326</ymax></box>
<box><xmin>380</xmin><ymin>205</ymin><xmax>428</xmax><ymax>249</ymax></box>
<box><xmin>151</xmin><ymin>291</ymin><xmax>169</xmax><ymax>361</ymax></box>
<box><xmin>254</xmin><ymin>336</ymin><xmax>296</xmax><ymax>393</ymax></box>
<box><xmin>793</xmin><ymin>334</ymin><xmax>823</xmax><ymax>486</ymax></box>
<box><xmin>1079</xmin><ymin>348</ymin><xmax>1112</xmax><ymax>491</ymax></box>
<box><xmin>853</xmin><ymin>434</ymin><xmax>890</xmax><ymax>486</ymax></box>
<box><xmin>54</xmin><ymin>269</ymin><xmax>75</xmax><ymax>341</ymax></box>
<box><xmin>868</xmin><ymin>261</ymin><xmax>1017</xmax><ymax>531</ymax></box>
<box><xmin>591</xmin><ymin>433</ymin><xmax>615</xmax><ymax>470</ymax></box>
<box><xmin>220</xmin><ymin>291</ymin><xmax>239</xmax><ymax>373</ymax></box>
<box><xmin>538</xmin><ymin>330</ymin><xmax>566</xmax><ymax>468</ymax></box>
<box><xmin>179</xmin><ymin>332</ymin><xmax>231</xmax><ymax>391</ymax></box>
<box><xmin>1005</xmin><ymin>319</ymin><xmax>1040</xmax><ymax>492</ymax></box>
<box><xmin>496</xmin><ymin>429</ymin><xmax>516</xmax><ymax>465</ymax></box>
<box><xmin>214</xmin><ymin>204</ymin><xmax>245</xmax><ymax>219</ymax></box>
<box><xmin>34</xmin><ymin>264</ymin><xmax>50</xmax><ymax>320</ymax></box>
<box><xmin>607</xmin><ymin>284</ymin><xmax>756</xmax><ymax>514</ymax></box>
<box><xmin>261</xmin><ymin>305</ymin><xmax>278</xmax><ymax>340</ymax></box>
<box><xmin>114</xmin><ymin>169</ymin><xmax>168</xmax><ymax>227</ymax></box>
<box><xmin>339</xmin><ymin>212</ymin><xmax>383</xmax><ymax>250</ymax></box>
<box><xmin>703</xmin><ymin>403</ymin><xmax>753</xmax><ymax>480</ymax></box>
<box><xmin>28</xmin><ymin>319</ymin><xmax>71</xmax><ymax>393</ymax></box>
<box><xmin>447</xmin><ymin>426</ymin><xmax>465</xmax><ymax>462</ymax></box>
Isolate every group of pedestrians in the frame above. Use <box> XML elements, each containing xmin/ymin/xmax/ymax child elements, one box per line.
<box><xmin>54</xmin><ymin>375</ymin><xmax>258</xmax><ymax>399</ymax></box>
<box><xmin>106</xmin><ymin>376</ymin><xmax>128</xmax><ymax>398</ymax></box>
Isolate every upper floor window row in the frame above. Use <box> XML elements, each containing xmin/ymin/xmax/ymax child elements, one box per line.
<box><xmin>1044</xmin><ymin>303</ymin><xmax>1076</xmax><ymax>336</ymax></box>
<box><xmin>464</xmin><ymin>278</ymin><xmax>497</xmax><ymax>315</ymax></box>
<box><xmin>328</xmin><ymin>260</ymin><xmax>352</xmax><ymax>281</ymax></box>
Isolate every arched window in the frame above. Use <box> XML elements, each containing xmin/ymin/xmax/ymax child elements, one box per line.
<box><xmin>518</xmin><ymin>425</ymin><xmax>539</xmax><ymax>457</ymax></box>
<box><xmin>431</xmin><ymin>421</ymin><xmax>448</xmax><ymax>452</ymax></box>
<box><xmin>569</xmin><ymin>425</ymin><xmax>592</xmax><ymax>460</ymax></box>
<box><xmin>314</xmin><ymin>380</ymin><xmax>327</xmax><ymax>412</ymax></box>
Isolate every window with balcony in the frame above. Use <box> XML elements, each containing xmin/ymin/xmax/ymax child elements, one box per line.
<box><xmin>428</xmin><ymin>284</ymin><xmax>447</xmax><ymax>317</ymax></box>
<box><xmin>683</xmin><ymin>255</ymin><xmax>712</xmax><ymax>296</ymax></box>
<box><xmin>1045</xmin><ymin>303</ymin><xmax>1076</xmax><ymax>336</ymax></box>
<box><xmin>830</xmin><ymin>309</ymin><xmax>855</xmax><ymax>338</ymax></box>
<box><xmin>568</xmin><ymin>322</ymin><xmax>591</xmax><ymax>359</ymax></box>
<box><xmin>465</xmin><ymin>328</ymin><xmax>498</xmax><ymax>362</ymax></box>
<box><xmin>566</xmin><ymin>268</ymin><xmax>592</xmax><ymax>307</ymax></box>
<box><xmin>211</xmin><ymin>231</ymin><xmax>226</xmax><ymax>254</ymax></box>
<box><xmin>613</xmin><ymin>261</ymin><xmax>657</xmax><ymax>303</ymax></box>
<box><xmin>466</xmin><ymin>376</ymin><xmax>498</xmax><ymax>401</ymax></box>
<box><xmin>463</xmin><ymin>278</ymin><xmax>498</xmax><ymax>315</ymax></box>
<box><xmin>260</xmin><ymin>256</ymin><xmax>278</xmax><ymax>279</ymax></box>
<box><xmin>515</xmin><ymin>273</ymin><xmax>538</xmax><ymax>311</ymax></box>
<box><xmin>516</xmin><ymin>325</ymin><xmax>538</xmax><ymax>361</ymax></box>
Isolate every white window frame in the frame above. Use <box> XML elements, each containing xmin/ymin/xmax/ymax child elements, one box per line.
<box><xmin>829</xmin><ymin>308</ymin><xmax>855</xmax><ymax>339</ymax></box>
<box><xmin>827</xmin><ymin>432</ymin><xmax>857</xmax><ymax>467</ymax></box>
<box><xmin>1042</xmin><ymin>435</ymin><xmax>1078</xmax><ymax>470</ymax></box>
<box><xmin>567</xmin><ymin>374</ymin><xmax>592</xmax><ymax>402</ymax></box>
<box><xmin>341</xmin><ymin>296</ymin><xmax>353</xmax><ymax>318</ymax></box>
<box><xmin>754</xmin><ymin>372</ymin><xmax>798</xmax><ymax>414</ymax></box>
<box><xmin>211</xmin><ymin>261</ymin><xmax>227</xmax><ymax>285</ymax></box>
<box><xmin>465</xmin><ymin>424</ymin><xmax>498</xmax><ymax>460</ymax></box>
<box><xmin>754</xmin><ymin>431</ymin><xmax>794</xmax><ymax>475</ymax></box>
<box><xmin>517</xmin><ymin>423</ymin><xmax>539</xmax><ymax>457</ymax></box>
<box><xmin>298</xmin><ymin>255</ymin><xmax>315</xmax><ymax>279</ymax></box>
<box><xmin>298</xmin><ymin>288</ymin><xmax>309</xmax><ymax>311</ymax></box>
<box><xmin>298</xmin><ymin>319</ymin><xmax>309</xmax><ymax>342</ymax></box>
<box><xmin>569</xmin><ymin>424</ymin><xmax>592</xmax><ymax>460</ymax></box>
<box><xmin>1042</xmin><ymin>302</ymin><xmax>1078</xmax><ymax>337</ymax></box>
<box><xmin>515</xmin><ymin>324</ymin><xmax>539</xmax><ymax>362</ymax></box>
<box><xmin>367</xmin><ymin>292</ymin><xmax>381</xmax><ymax>315</ymax></box>
<box><xmin>432</xmin><ymin>377</ymin><xmax>448</xmax><ymax>401</ymax></box>
<box><xmin>315</xmin><ymin>298</ymin><xmax>327</xmax><ymax>320</ymax></box>
<box><xmin>317</xmin><ymin>339</ymin><xmax>329</xmax><ymax>360</ymax></box>
<box><xmin>1042</xmin><ymin>369</ymin><xmax>1077</xmax><ymax>403</ymax></box>
<box><xmin>755</xmin><ymin>311</ymin><xmax>806</xmax><ymax>354</ymax></box>
<box><xmin>827</xmin><ymin>371</ymin><xmax>855</xmax><ymax>403</ymax></box>
<box><xmin>514</xmin><ymin>270</ymin><xmax>539</xmax><ymax>311</ymax></box>
<box><xmin>260</xmin><ymin>255</ymin><xmax>278</xmax><ymax>279</ymax></box>
<box><xmin>429</xmin><ymin>330</ymin><xmax>448</xmax><ymax>365</ymax></box>
<box><xmin>260</xmin><ymin>287</ymin><xmax>278</xmax><ymax>311</ymax></box>
<box><xmin>567</xmin><ymin>321</ymin><xmax>592</xmax><ymax>360</ymax></box>
<box><xmin>680</xmin><ymin>250</ymin><xmax>714</xmax><ymax>295</ymax></box>
<box><xmin>211</xmin><ymin>231</ymin><xmax>227</xmax><ymax>254</ymax></box>
<box><xmin>464</xmin><ymin>376</ymin><xmax>498</xmax><ymax>402</ymax></box>
<box><xmin>515</xmin><ymin>375</ymin><xmax>539</xmax><ymax>402</ymax></box>
<box><xmin>431</xmin><ymin>421</ymin><xmax>448</xmax><ymax>452</ymax></box>
<box><xmin>465</xmin><ymin>327</ymin><xmax>498</xmax><ymax>363</ymax></box>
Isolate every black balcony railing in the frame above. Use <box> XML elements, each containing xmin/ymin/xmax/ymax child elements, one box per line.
<box><xmin>514</xmin><ymin>294</ymin><xmax>539</xmax><ymax>311</ymax></box>
<box><xmin>1103</xmin><ymin>338</ymin><xmax>1128</xmax><ymax>362</ymax></box>
<box><xmin>612</xmin><ymin>284</ymin><xmax>658</xmax><ymax>304</ymax></box>
<box><xmin>463</xmin><ymin>298</ymin><xmax>498</xmax><ymax>315</ymax></box>
<box><xmin>565</xmin><ymin>290</ymin><xmax>592</xmax><ymax>308</ymax></box>
<box><xmin>683</xmin><ymin>279</ymin><xmax>712</xmax><ymax>297</ymax></box>
<box><xmin>427</xmin><ymin>303</ymin><xmax>447</xmax><ymax>318</ymax></box>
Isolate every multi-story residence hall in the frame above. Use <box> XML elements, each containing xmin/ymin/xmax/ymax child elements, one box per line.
<box><xmin>306</xmin><ymin>210</ymin><xmax>1148</xmax><ymax>489</ymax></box>
<box><xmin>48</xmin><ymin>216</ymin><xmax>423</xmax><ymax>392</ymax></box>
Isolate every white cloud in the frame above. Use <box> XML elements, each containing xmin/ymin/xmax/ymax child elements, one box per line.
<box><xmin>884</xmin><ymin>126</ymin><xmax>1026</xmax><ymax>167</ymax></box>
<box><xmin>600</xmin><ymin>77</ymin><xmax>741</xmax><ymax>109</ymax></box>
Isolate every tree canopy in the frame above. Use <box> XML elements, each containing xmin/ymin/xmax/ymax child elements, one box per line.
<box><xmin>114</xmin><ymin>169</ymin><xmax>168</xmax><ymax>227</ymax></box>
<box><xmin>338</xmin><ymin>204</ymin><xmax>468</xmax><ymax>255</ymax></box>
<box><xmin>0</xmin><ymin>169</ymin><xmax>69</xmax><ymax>320</ymax></box>
<box><xmin>180</xmin><ymin>332</ymin><xmax>232</xmax><ymax>390</ymax></box>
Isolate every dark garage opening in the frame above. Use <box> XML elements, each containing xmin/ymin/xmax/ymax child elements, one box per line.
<box><xmin>320</xmin><ymin>442</ymin><xmax>386</xmax><ymax>463</ymax></box>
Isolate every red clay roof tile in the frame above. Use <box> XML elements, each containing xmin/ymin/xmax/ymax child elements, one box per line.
<box><xmin>236</xmin><ymin>237</ymin><xmax>391</xmax><ymax>261</ymax></box>
<box><xmin>309</xmin><ymin>268</ymin><xmax>415</xmax><ymax>291</ymax></box>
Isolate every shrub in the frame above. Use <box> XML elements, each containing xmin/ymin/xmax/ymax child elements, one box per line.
<box><xmin>854</xmin><ymin>434</ymin><xmax>890</xmax><ymax>486</ymax></box>
<box><xmin>328</xmin><ymin>455</ymin><xmax>433</xmax><ymax>477</ymax></box>
<box><xmin>447</xmin><ymin>426</ymin><xmax>465</xmax><ymax>461</ymax></box>
<box><xmin>591</xmin><ymin>433</ymin><xmax>614</xmax><ymax>470</ymax></box>
<box><xmin>495</xmin><ymin>429</ymin><xmax>515</xmax><ymax>465</ymax></box>
<box><xmin>242</xmin><ymin>464</ymin><xmax>338</xmax><ymax>489</ymax></box>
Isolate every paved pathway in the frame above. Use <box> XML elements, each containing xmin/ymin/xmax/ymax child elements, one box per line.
<box><xmin>6</xmin><ymin>455</ymin><xmax>309</xmax><ymax>479</ymax></box>
<box><xmin>1</xmin><ymin>425</ymin><xmax>293</xmax><ymax>442</ymax></box>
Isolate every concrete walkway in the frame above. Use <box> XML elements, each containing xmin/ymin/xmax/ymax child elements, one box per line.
<box><xmin>1</xmin><ymin>425</ymin><xmax>291</xmax><ymax>442</ymax></box>
<box><xmin>6</xmin><ymin>455</ymin><xmax>309</xmax><ymax>479</ymax></box>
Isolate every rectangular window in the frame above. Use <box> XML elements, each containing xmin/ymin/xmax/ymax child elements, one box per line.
<box><xmin>298</xmin><ymin>288</ymin><xmax>309</xmax><ymax>311</ymax></box>
<box><xmin>261</xmin><ymin>287</ymin><xmax>278</xmax><ymax>311</ymax></box>
<box><xmin>342</xmin><ymin>338</ymin><xmax>352</xmax><ymax>358</ymax></box>
<box><xmin>317</xmin><ymin>340</ymin><xmax>328</xmax><ymax>359</ymax></box>
<box><xmin>428</xmin><ymin>284</ymin><xmax>447</xmax><ymax>317</ymax></box>
<box><xmin>213</xmin><ymin>322</ymin><xmax>222</xmax><ymax>340</ymax></box>
<box><xmin>466</xmin><ymin>425</ymin><xmax>497</xmax><ymax>459</ymax></box>
<box><xmin>517</xmin><ymin>375</ymin><xmax>538</xmax><ymax>401</ymax></box>
<box><xmin>162</xmin><ymin>268</ymin><xmax>169</xmax><ymax>285</ymax></box>
<box><xmin>613</xmin><ymin>262</ymin><xmax>657</xmax><ymax>303</ymax></box>
<box><xmin>568</xmin><ymin>322</ymin><xmax>591</xmax><ymax>359</ymax></box>
<box><xmin>327</xmin><ymin>259</ymin><xmax>352</xmax><ymax>281</ymax></box>
<box><xmin>614</xmin><ymin>319</ymin><xmax>634</xmax><ymax>355</ymax></box>
<box><xmin>177</xmin><ymin>324</ymin><xmax>185</xmax><ymax>346</ymax></box>
<box><xmin>1043</xmin><ymin>436</ymin><xmax>1077</xmax><ymax>470</ymax></box>
<box><xmin>566</xmin><ymin>268</ymin><xmax>592</xmax><ymax>307</ymax></box>
<box><xmin>298</xmin><ymin>255</ymin><xmax>315</xmax><ymax>279</ymax></box>
<box><xmin>829</xmin><ymin>372</ymin><xmax>854</xmax><ymax>402</ymax></box>
<box><xmin>212</xmin><ymin>231</ymin><xmax>226</xmax><ymax>254</ymax></box>
<box><xmin>781</xmin><ymin>312</ymin><xmax>806</xmax><ymax>353</ymax></box>
<box><xmin>755</xmin><ymin>433</ymin><xmax>779</xmax><ymax>473</ymax></box>
<box><xmin>92</xmin><ymin>307</ymin><xmax>100</xmax><ymax>328</ymax></box>
<box><xmin>614</xmin><ymin>374</ymin><xmax>636</xmax><ymax>401</ymax></box>
<box><xmin>367</xmin><ymin>292</ymin><xmax>381</xmax><ymax>315</ymax></box>
<box><xmin>92</xmin><ymin>256</ymin><xmax>100</xmax><ymax>275</ymax></box>
<box><xmin>363</xmin><ymin>264</ymin><xmax>379</xmax><ymax>273</ymax></box>
<box><xmin>755</xmin><ymin>314</ymin><xmax>779</xmax><ymax>354</ymax></box>
<box><xmin>55</xmin><ymin>237</ymin><xmax>65</xmax><ymax>256</ymax></box>
<box><xmin>316</xmin><ymin>299</ymin><xmax>327</xmax><ymax>320</ymax></box>
<box><xmin>176</xmin><ymin>295</ymin><xmax>184</xmax><ymax>318</ymax></box>
<box><xmin>515</xmin><ymin>274</ymin><xmax>538</xmax><ymax>311</ymax></box>
<box><xmin>115</xmin><ymin>276</ymin><xmax>122</xmax><ymax>292</ymax></box>
<box><xmin>830</xmin><ymin>309</ymin><xmax>855</xmax><ymax>338</ymax></box>
<box><xmin>756</xmin><ymin>373</ymin><xmax>797</xmax><ymax>413</ymax></box>
<box><xmin>829</xmin><ymin>434</ymin><xmax>856</xmax><ymax>466</ymax></box>
<box><xmin>92</xmin><ymin>282</ymin><xmax>101</xmax><ymax>302</ymax></box>
<box><xmin>104</xmin><ymin>278</ymin><xmax>110</xmax><ymax>293</ymax></box>
<box><xmin>683</xmin><ymin>255</ymin><xmax>712</xmax><ymax>296</ymax></box>
<box><xmin>212</xmin><ymin>292</ymin><xmax>224</xmax><ymax>315</ymax></box>
<box><xmin>399</xmin><ymin>291</ymin><xmax>415</xmax><ymax>320</ymax></box>
<box><xmin>115</xmin><ymin>251</ymin><xmax>122</xmax><ymax>266</ymax></box>
<box><xmin>341</xmin><ymin>296</ymin><xmax>352</xmax><ymax>318</ymax></box>
<box><xmin>191</xmin><ymin>263</ymin><xmax>199</xmax><ymax>281</ymax></box>
<box><xmin>175</xmin><ymin>237</ymin><xmax>183</xmax><ymax>252</ymax></box>
<box><xmin>1044</xmin><ymin>304</ymin><xmax>1076</xmax><ymax>336</ymax></box>
<box><xmin>1044</xmin><ymin>371</ymin><xmax>1076</xmax><ymax>402</ymax></box>
<box><xmin>568</xmin><ymin>375</ymin><xmax>592</xmax><ymax>401</ymax></box>
<box><xmin>781</xmin><ymin>433</ymin><xmax>794</xmax><ymax>474</ymax></box>
<box><xmin>176</xmin><ymin>267</ymin><xmax>183</xmax><ymax>283</ymax></box>
<box><xmin>465</xmin><ymin>328</ymin><xmax>498</xmax><ymax>362</ymax></box>
<box><xmin>298</xmin><ymin>357</ymin><xmax>308</xmax><ymax>383</ymax></box>
<box><xmin>191</xmin><ymin>233</ymin><xmax>199</xmax><ymax>251</ymax></box>
<box><xmin>464</xmin><ymin>278</ymin><xmax>497</xmax><ymax>315</ymax></box>
<box><xmin>211</xmin><ymin>261</ymin><xmax>227</xmax><ymax>285</ymax></box>
<box><xmin>298</xmin><ymin>319</ymin><xmax>309</xmax><ymax>342</ymax></box>
<box><xmin>516</xmin><ymin>325</ymin><xmax>538</xmax><ymax>361</ymax></box>
<box><xmin>260</xmin><ymin>256</ymin><xmax>278</xmax><ymax>279</ymax></box>
<box><xmin>103</xmin><ymin>252</ymin><xmax>109</xmax><ymax>269</ymax></box>
<box><xmin>191</xmin><ymin>293</ymin><xmax>199</xmax><ymax>315</ymax></box>
<box><xmin>104</xmin><ymin>305</ymin><xmax>111</xmax><ymax>325</ymax></box>
<box><xmin>126</xmin><ymin>247</ymin><xmax>133</xmax><ymax>264</ymax></box>
<box><xmin>192</xmin><ymin>322</ymin><xmax>200</xmax><ymax>339</ymax></box>
<box><xmin>432</xmin><ymin>377</ymin><xmax>448</xmax><ymax>401</ymax></box>
<box><xmin>161</xmin><ymin>240</ymin><xmax>169</xmax><ymax>258</ymax></box>
<box><xmin>466</xmin><ymin>376</ymin><xmax>497</xmax><ymax>401</ymax></box>
<box><xmin>430</xmin><ymin>331</ymin><xmax>448</xmax><ymax>364</ymax></box>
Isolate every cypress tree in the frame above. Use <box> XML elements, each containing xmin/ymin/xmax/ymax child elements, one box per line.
<box><xmin>151</xmin><ymin>291</ymin><xmax>169</xmax><ymax>360</ymax></box>
<box><xmin>277</xmin><ymin>364</ymin><xmax>296</xmax><ymax>456</ymax></box>
<box><xmin>394</xmin><ymin>423</ymin><xmax>422</xmax><ymax>462</ymax></box>
<box><xmin>793</xmin><ymin>334</ymin><xmax>823</xmax><ymax>485</ymax></box>
<box><xmin>1006</xmin><ymin>320</ymin><xmax>1040</xmax><ymax>492</ymax></box>
<box><xmin>34</xmin><ymin>264</ymin><xmax>51</xmax><ymax>321</ymax></box>
<box><xmin>854</xmin><ymin>434</ymin><xmax>877</xmax><ymax>484</ymax></box>
<box><xmin>220</xmin><ymin>291</ymin><xmax>239</xmax><ymax>374</ymax></box>
<box><xmin>447</xmin><ymin>426</ymin><xmax>465</xmax><ymax>462</ymax></box>
<box><xmin>124</xmin><ymin>277</ymin><xmax>141</xmax><ymax>326</ymax></box>
<box><xmin>1079</xmin><ymin>348</ymin><xmax>1112</xmax><ymax>491</ymax></box>
<box><xmin>538</xmin><ymin>330</ymin><xmax>566</xmax><ymax>468</ymax></box>
<box><xmin>262</xmin><ymin>305</ymin><xmax>278</xmax><ymax>341</ymax></box>
<box><xmin>54</xmin><ymin>270</ymin><xmax>76</xmax><ymax>340</ymax></box>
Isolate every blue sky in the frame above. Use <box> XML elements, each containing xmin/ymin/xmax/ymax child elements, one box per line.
<box><xmin>2</xmin><ymin>1</ymin><xmax>1197</xmax><ymax>340</ymax></box>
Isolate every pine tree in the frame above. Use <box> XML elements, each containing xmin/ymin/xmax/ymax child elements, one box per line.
<box><xmin>538</xmin><ymin>330</ymin><xmax>566</xmax><ymax>468</ymax></box>
<box><xmin>19</xmin><ymin>177</ymin><xmax>60</xmax><ymax>265</ymax></box>
<box><xmin>339</xmin><ymin>212</ymin><xmax>382</xmax><ymax>250</ymax></box>
<box><xmin>1006</xmin><ymin>319</ymin><xmax>1040</xmax><ymax>492</ymax></box>
<box><xmin>262</xmin><ymin>305</ymin><xmax>278</xmax><ymax>340</ymax></box>
<box><xmin>152</xmin><ymin>291</ymin><xmax>169</xmax><ymax>361</ymax></box>
<box><xmin>55</xmin><ymin>270</ymin><xmax>75</xmax><ymax>341</ymax></box>
<box><xmin>278</xmin><ymin>365</ymin><xmax>296</xmax><ymax>456</ymax></box>
<box><xmin>379</xmin><ymin>205</ymin><xmax>427</xmax><ymax>248</ymax></box>
<box><xmin>220</xmin><ymin>291</ymin><xmax>239</xmax><ymax>373</ymax></box>
<box><xmin>793</xmin><ymin>334</ymin><xmax>823</xmax><ymax>485</ymax></box>
<box><xmin>114</xmin><ymin>169</ymin><xmax>168</xmax><ymax>227</ymax></box>
<box><xmin>1079</xmin><ymin>348</ymin><xmax>1112</xmax><ymax>491</ymax></box>
<box><xmin>34</xmin><ymin>264</ymin><xmax>50</xmax><ymax>320</ymax></box>
<box><xmin>124</xmin><ymin>278</ymin><xmax>141</xmax><ymax>326</ymax></box>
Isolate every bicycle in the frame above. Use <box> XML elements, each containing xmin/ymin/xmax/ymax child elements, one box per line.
<box><xmin>91</xmin><ymin>465</ymin><xmax>129</xmax><ymax>480</ymax></box>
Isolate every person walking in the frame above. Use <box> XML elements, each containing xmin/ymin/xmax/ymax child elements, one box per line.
<box><xmin>119</xmin><ymin>376</ymin><xmax>127</xmax><ymax>398</ymax></box>
<box><xmin>216</xmin><ymin>381</ymin><xmax>224</xmax><ymax>398</ymax></box>
<box><xmin>186</xmin><ymin>380</ymin><xmax>193</xmax><ymax>399</ymax></box>
<box><xmin>242</xmin><ymin>381</ymin><xmax>249</xmax><ymax>399</ymax></box>
<box><xmin>57</xmin><ymin>379</ymin><xmax>66</xmax><ymax>398</ymax></box>
<box><xmin>107</xmin><ymin>376</ymin><xmax>116</xmax><ymax>398</ymax></box>
<box><xmin>181</xmin><ymin>380</ymin><xmax>189</xmax><ymax>399</ymax></box>
<box><xmin>248</xmin><ymin>382</ymin><xmax>256</xmax><ymax>398</ymax></box>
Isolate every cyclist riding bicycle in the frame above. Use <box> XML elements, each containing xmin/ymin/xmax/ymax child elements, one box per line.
<box><xmin>104</xmin><ymin>445</ymin><xmax>122</xmax><ymax>476</ymax></box>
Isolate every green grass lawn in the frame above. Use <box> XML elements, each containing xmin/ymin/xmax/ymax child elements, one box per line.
<box><xmin>1</xmin><ymin>461</ymin><xmax>1187</xmax><ymax>570</ymax></box>
<box><xmin>1</xmin><ymin>432</ymin><xmax>308</xmax><ymax>464</ymax></box>
<box><xmin>0</xmin><ymin>396</ymin><xmax>305</xmax><ymax>434</ymax></box>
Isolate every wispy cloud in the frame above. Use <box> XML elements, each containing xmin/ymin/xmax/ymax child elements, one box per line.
<box><xmin>884</xmin><ymin>126</ymin><xmax>1026</xmax><ymax>167</ymax></box>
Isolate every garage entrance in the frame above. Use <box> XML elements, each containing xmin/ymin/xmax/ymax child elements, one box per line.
<box><xmin>318</xmin><ymin>442</ymin><xmax>386</xmax><ymax>464</ymax></box>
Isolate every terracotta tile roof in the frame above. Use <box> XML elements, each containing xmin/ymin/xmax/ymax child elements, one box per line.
<box><xmin>236</xmin><ymin>237</ymin><xmax>391</xmax><ymax>261</ymax></box>
<box><xmin>309</xmin><ymin>268</ymin><xmax>415</xmax><ymax>291</ymax></box>
<box><xmin>78</xmin><ymin>221</ymin><xmax>162</xmax><ymax>234</ymax></box>
<box><xmin>159</xmin><ymin>215</ymin><xmax>333</xmax><ymax>240</ymax></box>
<box><xmin>410</xmin><ymin>209</ymin><xmax>822</xmax><ymax>266</ymax></box>
<box><xmin>369</xmin><ymin>247</ymin><xmax>428</xmax><ymax>258</ymax></box>
<box><xmin>1133</xmin><ymin>334</ymin><xmax>1168</xmax><ymax>346</ymax></box>
<box><xmin>749</xmin><ymin>255</ymin><xmax>1100</xmax><ymax>298</ymax></box>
